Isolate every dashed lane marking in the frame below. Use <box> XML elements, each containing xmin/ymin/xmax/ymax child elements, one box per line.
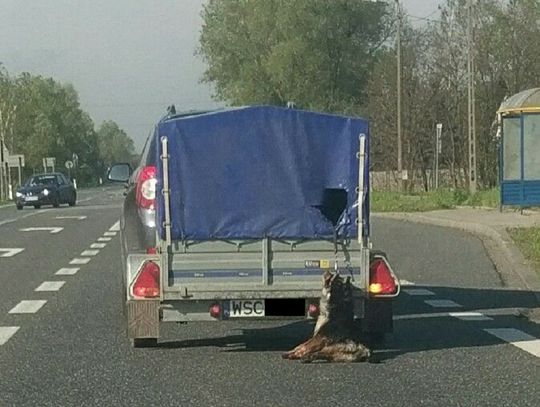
<box><xmin>109</xmin><ymin>221</ymin><xmax>120</xmax><ymax>231</ymax></box>
<box><xmin>69</xmin><ymin>258</ymin><xmax>91</xmax><ymax>265</ymax></box>
<box><xmin>395</xmin><ymin>309</ymin><xmax>521</xmax><ymax>321</ymax></box>
<box><xmin>8</xmin><ymin>300</ymin><xmax>47</xmax><ymax>314</ymax></box>
<box><xmin>403</xmin><ymin>288</ymin><xmax>435</xmax><ymax>296</ymax></box>
<box><xmin>98</xmin><ymin>237</ymin><xmax>112</xmax><ymax>242</ymax></box>
<box><xmin>449</xmin><ymin>312</ymin><xmax>493</xmax><ymax>321</ymax></box>
<box><xmin>0</xmin><ymin>327</ymin><xmax>19</xmax><ymax>346</ymax></box>
<box><xmin>81</xmin><ymin>250</ymin><xmax>99</xmax><ymax>256</ymax></box>
<box><xmin>90</xmin><ymin>243</ymin><xmax>106</xmax><ymax>249</ymax></box>
<box><xmin>55</xmin><ymin>216</ymin><xmax>87</xmax><ymax>220</ymax></box>
<box><xmin>424</xmin><ymin>299</ymin><xmax>462</xmax><ymax>308</ymax></box>
<box><xmin>104</xmin><ymin>231</ymin><xmax>117</xmax><ymax>237</ymax></box>
<box><xmin>0</xmin><ymin>248</ymin><xmax>25</xmax><ymax>258</ymax></box>
<box><xmin>19</xmin><ymin>227</ymin><xmax>63</xmax><ymax>234</ymax></box>
<box><xmin>35</xmin><ymin>281</ymin><xmax>65</xmax><ymax>292</ymax></box>
<box><xmin>55</xmin><ymin>267</ymin><xmax>79</xmax><ymax>275</ymax></box>
<box><xmin>484</xmin><ymin>328</ymin><xmax>540</xmax><ymax>358</ymax></box>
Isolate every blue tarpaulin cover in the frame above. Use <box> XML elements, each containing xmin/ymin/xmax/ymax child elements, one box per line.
<box><xmin>155</xmin><ymin>106</ymin><xmax>369</xmax><ymax>241</ymax></box>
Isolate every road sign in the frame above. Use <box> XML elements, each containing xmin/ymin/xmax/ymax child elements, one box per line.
<box><xmin>65</xmin><ymin>160</ymin><xmax>74</xmax><ymax>169</ymax></box>
<box><xmin>6</xmin><ymin>155</ymin><xmax>25</xmax><ymax>168</ymax></box>
<box><xmin>45</xmin><ymin>157</ymin><xmax>56</xmax><ymax>167</ymax></box>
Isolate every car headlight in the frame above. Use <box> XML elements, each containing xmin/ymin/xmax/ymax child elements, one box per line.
<box><xmin>16</xmin><ymin>192</ymin><xmax>23</xmax><ymax>198</ymax></box>
<box><xmin>43</xmin><ymin>189</ymin><xmax>49</xmax><ymax>196</ymax></box>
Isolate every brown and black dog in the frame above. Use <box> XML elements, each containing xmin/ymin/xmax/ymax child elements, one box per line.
<box><xmin>282</xmin><ymin>270</ymin><xmax>371</xmax><ymax>363</ymax></box>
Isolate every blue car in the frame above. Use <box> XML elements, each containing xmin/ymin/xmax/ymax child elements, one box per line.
<box><xmin>15</xmin><ymin>172</ymin><xmax>77</xmax><ymax>209</ymax></box>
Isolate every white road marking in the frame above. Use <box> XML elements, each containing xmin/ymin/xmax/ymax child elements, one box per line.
<box><xmin>91</xmin><ymin>243</ymin><xmax>106</xmax><ymax>249</ymax></box>
<box><xmin>19</xmin><ymin>227</ymin><xmax>63</xmax><ymax>234</ymax></box>
<box><xmin>98</xmin><ymin>237</ymin><xmax>112</xmax><ymax>242</ymax></box>
<box><xmin>399</xmin><ymin>279</ymin><xmax>416</xmax><ymax>286</ymax></box>
<box><xmin>109</xmin><ymin>221</ymin><xmax>120</xmax><ymax>231</ymax></box>
<box><xmin>81</xmin><ymin>250</ymin><xmax>99</xmax><ymax>256</ymax></box>
<box><xmin>395</xmin><ymin>308</ymin><xmax>520</xmax><ymax>321</ymax></box>
<box><xmin>0</xmin><ymin>327</ymin><xmax>20</xmax><ymax>346</ymax></box>
<box><xmin>55</xmin><ymin>215</ymin><xmax>87</xmax><ymax>220</ymax></box>
<box><xmin>0</xmin><ymin>248</ymin><xmax>25</xmax><ymax>258</ymax></box>
<box><xmin>484</xmin><ymin>328</ymin><xmax>540</xmax><ymax>358</ymax></box>
<box><xmin>70</xmin><ymin>258</ymin><xmax>91</xmax><ymax>265</ymax></box>
<box><xmin>424</xmin><ymin>299</ymin><xmax>462</xmax><ymax>308</ymax></box>
<box><xmin>403</xmin><ymin>288</ymin><xmax>435</xmax><ymax>296</ymax></box>
<box><xmin>56</xmin><ymin>267</ymin><xmax>79</xmax><ymax>275</ymax></box>
<box><xmin>449</xmin><ymin>312</ymin><xmax>493</xmax><ymax>321</ymax></box>
<box><xmin>35</xmin><ymin>281</ymin><xmax>65</xmax><ymax>292</ymax></box>
<box><xmin>104</xmin><ymin>231</ymin><xmax>117</xmax><ymax>236</ymax></box>
<box><xmin>9</xmin><ymin>300</ymin><xmax>47</xmax><ymax>314</ymax></box>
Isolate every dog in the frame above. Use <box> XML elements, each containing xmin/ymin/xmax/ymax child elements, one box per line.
<box><xmin>282</xmin><ymin>270</ymin><xmax>371</xmax><ymax>363</ymax></box>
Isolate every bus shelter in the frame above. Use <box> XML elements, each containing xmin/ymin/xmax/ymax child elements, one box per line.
<box><xmin>498</xmin><ymin>88</ymin><xmax>540</xmax><ymax>207</ymax></box>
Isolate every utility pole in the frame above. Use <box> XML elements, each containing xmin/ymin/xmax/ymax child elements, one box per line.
<box><xmin>467</xmin><ymin>0</ymin><xmax>477</xmax><ymax>193</ymax></box>
<box><xmin>396</xmin><ymin>0</ymin><xmax>403</xmax><ymax>191</ymax></box>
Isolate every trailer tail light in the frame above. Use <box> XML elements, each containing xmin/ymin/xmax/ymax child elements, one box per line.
<box><xmin>209</xmin><ymin>303</ymin><xmax>221</xmax><ymax>318</ymax></box>
<box><xmin>369</xmin><ymin>257</ymin><xmax>399</xmax><ymax>297</ymax></box>
<box><xmin>136</xmin><ymin>165</ymin><xmax>157</xmax><ymax>210</ymax></box>
<box><xmin>307</xmin><ymin>303</ymin><xmax>319</xmax><ymax>318</ymax></box>
<box><xmin>132</xmin><ymin>261</ymin><xmax>160</xmax><ymax>298</ymax></box>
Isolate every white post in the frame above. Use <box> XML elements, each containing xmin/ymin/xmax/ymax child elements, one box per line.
<box><xmin>436</xmin><ymin>123</ymin><xmax>443</xmax><ymax>189</ymax></box>
<box><xmin>8</xmin><ymin>183</ymin><xmax>12</xmax><ymax>200</ymax></box>
<box><xmin>358</xmin><ymin>134</ymin><xmax>366</xmax><ymax>247</ymax></box>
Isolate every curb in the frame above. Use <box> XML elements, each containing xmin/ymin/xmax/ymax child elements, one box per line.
<box><xmin>373</xmin><ymin>212</ymin><xmax>540</xmax><ymax>305</ymax></box>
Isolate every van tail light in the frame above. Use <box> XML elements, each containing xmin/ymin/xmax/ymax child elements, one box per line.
<box><xmin>369</xmin><ymin>257</ymin><xmax>399</xmax><ymax>297</ymax></box>
<box><xmin>132</xmin><ymin>261</ymin><xmax>160</xmax><ymax>298</ymax></box>
<box><xmin>136</xmin><ymin>165</ymin><xmax>157</xmax><ymax>210</ymax></box>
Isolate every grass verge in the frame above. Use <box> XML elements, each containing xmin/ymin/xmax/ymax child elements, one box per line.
<box><xmin>371</xmin><ymin>188</ymin><xmax>499</xmax><ymax>212</ymax></box>
<box><xmin>508</xmin><ymin>228</ymin><xmax>540</xmax><ymax>277</ymax></box>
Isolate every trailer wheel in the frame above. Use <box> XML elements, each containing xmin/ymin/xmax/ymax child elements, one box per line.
<box><xmin>132</xmin><ymin>338</ymin><xmax>158</xmax><ymax>348</ymax></box>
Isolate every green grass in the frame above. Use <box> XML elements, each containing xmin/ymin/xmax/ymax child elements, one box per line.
<box><xmin>508</xmin><ymin>227</ymin><xmax>540</xmax><ymax>276</ymax></box>
<box><xmin>371</xmin><ymin>188</ymin><xmax>499</xmax><ymax>212</ymax></box>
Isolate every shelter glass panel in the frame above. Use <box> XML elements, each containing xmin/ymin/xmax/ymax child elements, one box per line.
<box><xmin>524</xmin><ymin>114</ymin><xmax>540</xmax><ymax>180</ymax></box>
<box><xmin>503</xmin><ymin>117</ymin><xmax>521</xmax><ymax>180</ymax></box>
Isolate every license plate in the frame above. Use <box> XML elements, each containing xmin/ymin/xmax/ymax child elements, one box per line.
<box><xmin>25</xmin><ymin>196</ymin><xmax>38</xmax><ymax>202</ymax></box>
<box><xmin>229</xmin><ymin>300</ymin><xmax>265</xmax><ymax>317</ymax></box>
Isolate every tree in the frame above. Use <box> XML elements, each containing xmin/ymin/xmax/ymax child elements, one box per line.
<box><xmin>199</xmin><ymin>0</ymin><xmax>391</xmax><ymax>113</ymax></box>
<box><xmin>96</xmin><ymin>120</ymin><xmax>135</xmax><ymax>166</ymax></box>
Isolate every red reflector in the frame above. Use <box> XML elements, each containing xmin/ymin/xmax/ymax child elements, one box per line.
<box><xmin>209</xmin><ymin>303</ymin><xmax>221</xmax><ymax>318</ymax></box>
<box><xmin>308</xmin><ymin>303</ymin><xmax>319</xmax><ymax>318</ymax></box>
<box><xmin>369</xmin><ymin>258</ymin><xmax>397</xmax><ymax>296</ymax></box>
<box><xmin>136</xmin><ymin>166</ymin><xmax>157</xmax><ymax>210</ymax></box>
<box><xmin>132</xmin><ymin>261</ymin><xmax>160</xmax><ymax>298</ymax></box>
<box><xmin>146</xmin><ymin>247</ymin><xmax>157</xmax><ymax>254</ymax></box>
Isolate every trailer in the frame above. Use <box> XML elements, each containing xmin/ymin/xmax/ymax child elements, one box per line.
<box><xmin>112</xmin><ymin>106</ymin><xmax>399</xmax><ymax>347</ymax></box>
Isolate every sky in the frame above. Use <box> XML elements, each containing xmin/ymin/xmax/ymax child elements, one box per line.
<box><xmin>0</xmin><ymin>0</ymin><xmax>441</xmax><ymax>151</ymax></box>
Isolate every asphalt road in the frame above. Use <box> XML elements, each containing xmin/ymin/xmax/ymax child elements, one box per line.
<box><xmin>0</xmin><ymin>188</ymin><xmax>538</xmax><ymax>407</ymax></box>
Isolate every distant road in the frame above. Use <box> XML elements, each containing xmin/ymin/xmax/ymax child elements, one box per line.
<box><xmin>0</xmin><ymin>191</ymin><xmax>538</xmax><ymax>406</ymax></box>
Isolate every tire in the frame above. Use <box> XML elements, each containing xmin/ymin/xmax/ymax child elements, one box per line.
<box><xmin>68</xmin><ymin>193</ymin><xmax>76</xmax><ymax>206</ymax></box>
<box><xmin>33</xmin><ymin>205</ymin><xmax>41</xmax><ymax>209</ymax></box>
<box><xmin>132</xmin><ymin>338</ymin><xmax>158</xmax><ymax>348</ymax></box>
<box><xmin>16</xmin><ymin>204</ymin><xmax>23</xmax><ymax>210</ymax></box>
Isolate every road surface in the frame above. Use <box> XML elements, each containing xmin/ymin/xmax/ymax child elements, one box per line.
<box><xmin>0</xmin><ymin>187</ymin><xmax>538</xmax><ymax>406</ymax></box>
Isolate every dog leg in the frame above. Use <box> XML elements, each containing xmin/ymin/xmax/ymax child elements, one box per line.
<box><xmin>300</xmin><ymin>341</ymin><xmax>371</xmax><ymax>363</ymax></box>
<box><xmin>282</xmin><ymin>334</ymin><xmax>328</xmax><ymax>360</ymax></box>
